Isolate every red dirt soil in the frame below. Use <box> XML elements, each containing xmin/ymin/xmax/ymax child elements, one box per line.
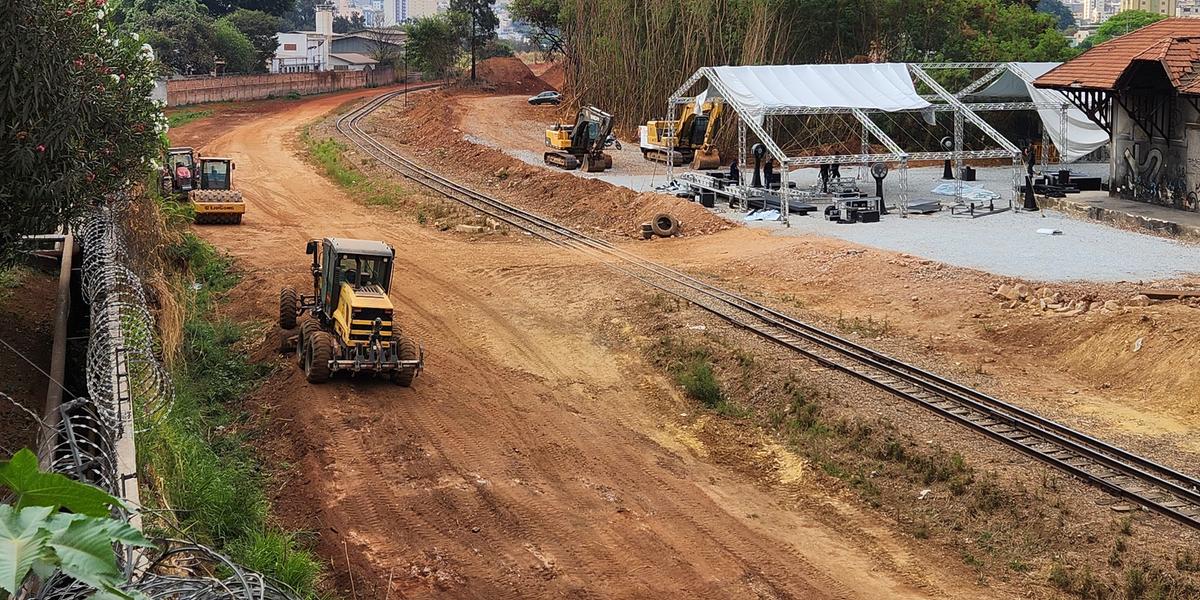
<box><xmin>473</xmin><ymin>57</ymin><xmax>551</xmax><ymax>95</ymax></box>
<box><xmin>174</xmin><ymin>88</ymin><xmax>1002</xmax><ymax>600</ymax></box>
<box><xmin>366</xmin><ymin>89</ymin><xmax>732</xmax><ymax>238</ymax></box>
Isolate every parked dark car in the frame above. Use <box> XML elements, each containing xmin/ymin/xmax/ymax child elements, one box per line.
<box><xmin>528</xmin><ymin>91</ymin><xmax>562</xmax><ymax>106</ymax></box>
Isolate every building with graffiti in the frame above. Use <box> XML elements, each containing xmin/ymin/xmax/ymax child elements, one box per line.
<box><xmin>1035</xmin><ymin>18</ymin><xmax>1200</xmax><ymax>212</ymax></box>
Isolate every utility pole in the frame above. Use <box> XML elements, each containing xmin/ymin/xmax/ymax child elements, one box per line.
<box><xmin>470</xmin><ymin>9</ymin><xmax>477</xmax><ymax>81</ymax></box>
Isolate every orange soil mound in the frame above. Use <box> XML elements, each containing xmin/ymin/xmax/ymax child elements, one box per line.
<box><xmin>474</xmin><ymin>57</ymin><xmax>551</xmax><ymax>95</ymax></box>
<box><xmin>539</xmin><ymin>62</ymin><xmax>565</xmax><ymax>91</ymax></box>
<box><xmin>377</xmin><ymin>90</ymin><xmax>732</xmax><ymax>239</ymax></box>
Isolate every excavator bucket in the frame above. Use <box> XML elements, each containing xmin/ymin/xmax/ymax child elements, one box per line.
<box><xmin>690</xmin><ymin>147</ymin><xmax>721</xmax><ymax>171</ymax></box>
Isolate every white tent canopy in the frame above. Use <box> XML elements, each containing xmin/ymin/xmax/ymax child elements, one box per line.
<box><xmin>706</xmin><ymin>64</ymin><xmax>932</xmax><ymax>122</ymax></box>
<box><xmin>968</xmin><ymin>62</ymin><xmax>1108</xmax><ymax>163</ymax></box>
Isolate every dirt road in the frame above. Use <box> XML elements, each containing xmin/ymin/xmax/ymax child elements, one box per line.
<box><xmin>178</xmin><ymin>90</ymin><xmax>1003</xmax><ymax>598</ymax></box>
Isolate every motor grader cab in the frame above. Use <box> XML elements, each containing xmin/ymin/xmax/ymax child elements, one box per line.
<box><xmin>639</xmin><ymin>99</ymin><xmax>723</xmax><ymax>169</ymax></box>
<box><xmin>161</xmin><ymin>147</ymin><xmax>197</xmax><ymax>198</ymax></box>
<box><xmin>278</xmin><ymin>237</ymin><xmax>422</xmax><ymax>386</ymax></box>
<box><xmin>189</xmin><ymin>157</ymin><xmax>246</xmax><ymax>224</ymax></box>
<box><xmin>544</xmin><ymin>105</ymin><xmax>619</xmax><ymax>173</ymax></box>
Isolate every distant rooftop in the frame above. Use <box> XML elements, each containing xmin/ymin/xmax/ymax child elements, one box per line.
<box><xmin>1035</xmin><ymin>18</ymin><xmax>1200</xmax><ymax>92</ymax></box>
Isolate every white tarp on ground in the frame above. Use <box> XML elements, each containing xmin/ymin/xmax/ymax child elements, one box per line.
<box><xmin>706</xmin><ymin>64</ymin><xmax>931</xmax><ymax>124</ymax></box>
<box><xmin>969</xmin><ymin>62</ymin><xmax>1108</xmax><ymax>163</ymax></box>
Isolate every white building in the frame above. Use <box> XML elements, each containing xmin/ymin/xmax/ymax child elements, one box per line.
<box><xmin>271</xmin><ymin>3</ymin><xmax>335</xmax><ymax>72</ymax></box>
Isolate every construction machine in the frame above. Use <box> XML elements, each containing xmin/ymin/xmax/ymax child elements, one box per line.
<box><xmin>161</xmin><ymin>147</ymin><xmax>197</xmax><ymax>199</ymax></box>
<box><xmin>279</xmin><ymin>237</ymin><xmax>423</xmax><ymax>386</ymax></box>
<box><xmin>639</xmin><ymin>99</ymin><xmax>724</xmax><ymax>170</ymax></box>
<box><xmin>544</xmin><ymin>105</ymin><xmax>619</xmax><ymax>172</ymax></box>
<box><xmin>189</xmin><ymin>157</ymin><xmax>245</xmax><ymax>224</ymax></box>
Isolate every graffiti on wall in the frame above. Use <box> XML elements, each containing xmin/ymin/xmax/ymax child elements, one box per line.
<box><xmin>1117</xmin><ymin>144</ymin><xmax>1198</xmax><ymax>211</ymax></box>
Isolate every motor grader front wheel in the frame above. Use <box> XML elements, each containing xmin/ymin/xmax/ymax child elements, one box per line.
<box><xmin>279</xmin><ymin>287</ymin><xmax>298</xmax><ymax>329</ymax></box>
<box><xmin>391</xmin><ymin>336</ymin><xmax>420</xmax><ymax>388</ymax></box>
<box><xmin>304</xmin><ymin>330</ymin><xmax>333</xmax><ymax>383</ymax></box>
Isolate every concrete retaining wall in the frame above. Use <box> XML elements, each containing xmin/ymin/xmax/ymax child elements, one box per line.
<box><xmin>167</xmin><ymin>68</ymin><xmax>396</xmax><ymax>106</ymax></box>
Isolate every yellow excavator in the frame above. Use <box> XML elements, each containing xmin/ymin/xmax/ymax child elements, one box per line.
<box><xmin>639</xmin><ymin>98</ymin><xmax>723</xmax><ymax>170</ymax></box>
<box><xmin>545</xmin><ymin>105</ymin><xmax>619</xmax><ymax>173</ymax></box>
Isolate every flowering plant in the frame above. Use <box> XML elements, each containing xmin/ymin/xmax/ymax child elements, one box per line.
<box><xmin>0</xmin><ymin>0</ymin><xmax>165</xmax><ymax>264</ymax></box>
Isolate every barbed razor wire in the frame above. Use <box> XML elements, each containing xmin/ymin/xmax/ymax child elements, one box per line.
<box><xmin>10</xmin><ymin>204</ymin><xmax>300</xmax><ymax>600</ymax></box>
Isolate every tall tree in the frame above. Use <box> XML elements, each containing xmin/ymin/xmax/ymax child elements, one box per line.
<box><xmin>365</xmin><ymin>26</ymin><xmax>406</xmax><ymax>68</ymax></box>
<box><xmin>405</xmin><ymin>15</ymin><xmax>460</xmax><ymax>80</ymax></box>
<box><xmin>199</xmin><ymin>0</ymin><xmax>293</xmax><ymax>17</ymax></box>
<box><xmin>141</xmin><ymin>2</ymin><xmax>217</xmax><ymax>74</ymax></box>
<box><xmin>333</xmin><ymin>13</ymin><xmax>366</xmax><ymax>33</ymax></box>
<box><xmin>448</xmin><ymin>0</ymin><xmax>498</xmax><ymax>81</ymax></box>
<box><xmin>509</xmin><ymin>0</ymin><xmax>565</xmax><ymax>57</ymax></box>
<box><xmin>223</xmin><ymin>9</ymin><xmax>282</xmax><ymax>70</ymax></box>
<box><xmin>1037</xmin><ymin>0</ymin><xmax>1075</xmax><ymax>31</ymax></box>
<box><xmin>1081</xmin><ymin>10</ymin><xmax>1166</xmax><ymax>48</ymax></box>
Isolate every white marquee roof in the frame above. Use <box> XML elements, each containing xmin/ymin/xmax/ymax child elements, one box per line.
<box><xmin>706</xmin><ymin>64</ymin><xmax>932</xmax><ymax>118</ymax></box>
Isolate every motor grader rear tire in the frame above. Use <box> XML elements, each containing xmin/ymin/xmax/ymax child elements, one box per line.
<box><xmin>305</xmin><ymin>330</ymin><xmax>333</xmax><ymax>383</ymax></box>
<box><xmin>279</xmin><ymin>287</ymin><xmax>298</xmax><ymax>329</ymax></box>
<box><xmin>391</xmin><ymin>336</ymin><xmax>419</xmax><ymax>388</ymax></box>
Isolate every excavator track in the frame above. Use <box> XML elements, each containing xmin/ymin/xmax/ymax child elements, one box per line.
<box><xmin>642</xmin><ymin>148</ymin><xmax>689</xmax><ymax>166</ymax></box>
<box><xmin>544</xmin><ymin>151</ymin><xmax>580</xmax><ymax>170</ymax></box>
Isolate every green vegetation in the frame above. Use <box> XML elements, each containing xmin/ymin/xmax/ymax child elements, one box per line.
<box><xmin>1</xmin><ymin>0</ymin><xmax>163</xmax><ymax>266</ymax></box>
<box><xmin>304</xmin><ymin>133</ymin><xmax>411</xmax><ymax>208</ymax></box>
<box><xmin>0</xmin><ymin>268</ymin><xmax>26</xmax><ymax>303</ymax></box>
<box><xmin>167</xmin><ymin>109</ymin><xmax>214</xmax><ymax>128</ymax></box>
<box><xmin>1080</xmin><ymin>10</ymin><xmax>1166</xmax><ymax>49</ymax></box>
<box><xmin>544</xmin><ymin>0</ymin><xmax>1077</xmax><ymax>133</ymax></box>
<box><xmin>406</xmin><ymin>15</ymin><xmax>463</xmax><ymax>80</ymax></box>
<box><xmin>0</xmin><ymin>449</ymin><xmax>152</xmax><ymax>600</ymax></box>
<box><xmin>138</xmin><ymin>232</ymin><xmax>322</xmax><ymax>598</ymax></box>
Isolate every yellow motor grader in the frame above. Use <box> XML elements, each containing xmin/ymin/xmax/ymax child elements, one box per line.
<box><xmin>279</xmin><ymin>237</ymin><xmax>423</xmax><ymax>386</ymax></box>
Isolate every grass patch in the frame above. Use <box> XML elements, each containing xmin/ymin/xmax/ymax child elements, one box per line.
<box><xmin>0</xmin><ymin>267</ymin><xmax>27</xmax><ymax>304</ymax></box>
<box><xmin>138</xmin><ymin>232</ymin><xmax>323</xmax><ymax>598</ymax></box>
<box><xmin>303</xmin><ymin>131</ymin><xmax>419</xmax><ymax>210</ymax></box>
<box><xmin>834</xmin><ymin>314</ymin><xmax>891</xmax><ymax>338</ymax></box>
<box><xmin>167</xmin><ymin>108</ymin><xmax>213</xmax><ymax>128</ymax></box>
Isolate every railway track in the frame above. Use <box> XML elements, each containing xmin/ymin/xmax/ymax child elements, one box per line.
<box><xmin>336</xmin><ymin>89</ymin><xmax>1200</xmax><ymax>530</ymax></box>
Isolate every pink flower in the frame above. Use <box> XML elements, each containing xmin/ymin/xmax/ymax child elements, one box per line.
<box><xmin>36</xmin><ymin>145</ymin><xmax>46</xmax><ymax>153</ymax></box>
<box><xmin>65</xmin><ymin>9</ymin><xmax>73</xmax><ymax>16</ymax></box>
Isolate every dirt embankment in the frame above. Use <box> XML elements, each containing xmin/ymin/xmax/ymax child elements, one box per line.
<box><xmin>472</xmin><ymin>57</ymin><xmax>553</xmax><ymax>95</ymax></box>
<box><xmin>364</xmin><ymin>89</ymin><xmax>732</xmax><ymax>239</ymax></box>
<box><xmin>0</xmin><ymin>269</ymin><xmax>55</xmax><ymax>455</ymax></box>
<box><xmin>180</xmin><ymin>87</ymin><xmax>997</xmax><ymax>600</ymax></box>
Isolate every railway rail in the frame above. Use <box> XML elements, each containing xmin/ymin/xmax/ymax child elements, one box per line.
<box><xmin>336</xmin><ymin>89</ymin><xmax>1200</xmax><ymax>531</ymax></box>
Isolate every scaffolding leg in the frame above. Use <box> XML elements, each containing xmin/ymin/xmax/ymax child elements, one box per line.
<box><xmin>667</xmin><ymin>101</ymin><xmax>677</xmax><ymax>182</ymax></box>
<box><xmin>780</xmin><ymin>160</ymin><xmax>790</xmax><ymax>225</ymax></box>
<box><xmin>954</xmin><ymin>110</ymin><xmax>964</xmax><ymax>204</ymax></box>
<box><xmin>738</xmin><ymin>120</ymin><xmax>747</xmax><ymax>212</ymax></box>
<box><xmin>899</xmin><ymin>159</ymin><xmax>909</xmax><ymax>217</ymax></box>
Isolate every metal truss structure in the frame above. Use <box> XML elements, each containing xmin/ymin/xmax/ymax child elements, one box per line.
<box><xmin>665</xmin><ymin>63</ymin><xmax>1043</xmax><ymax>219</ymax></box>
<box><xmin>662</xmin><ymin>62</ymin><xmax>1099</xmax><ymax>220</ymax></box>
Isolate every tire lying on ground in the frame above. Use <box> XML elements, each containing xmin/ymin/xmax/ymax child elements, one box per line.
<box><xmin>640</xmin><ymin>222</ymin><xmax>654</xmax><ymax>240</ymax></box>
<box><xmin>650</xmin><ymin>213</ymin><xmax>681</xmax><ymax>238</ymax></box>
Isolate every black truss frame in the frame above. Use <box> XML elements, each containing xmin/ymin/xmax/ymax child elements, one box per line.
<box><xmin>1061</xmin><ymin>89</ymin><xmax>1112</xmax><ymax>135</ymax></box>
<box><xmin>1117</xmin><ymin>91</ymin><xmax>1174</xmax><ymax>140</ymax></box>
